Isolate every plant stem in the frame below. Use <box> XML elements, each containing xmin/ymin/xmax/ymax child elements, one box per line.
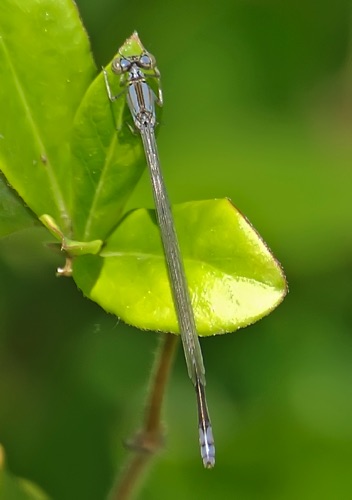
<box><xmin>108</xmin><ymin>333</ymin><xmax>179</xmax><ymax>500</ymax></box>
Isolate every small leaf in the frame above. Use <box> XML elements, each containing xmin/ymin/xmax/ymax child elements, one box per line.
<box><xmin>0</xmin><ymin>0</ymin><xmax>96</xmax><ymax>234</ymax></box>
<box><xmin>0</xmin><ymin>171</ymin><xmax>37</xmax><ymax>238</ymax></box>
<box><xmin>69</xmin><ymin>32</ymin><xmax>152</xmax><ymax>242</ymax></box>
<box><xmin>62</xmin><ymin>237</ymin><xmax>102</xmax><ymax>256</ymax></box>
<box><xmin>0</xmin><ymin>445</ymin><xmax>50</xmax><ymax>499</ymax></box>
<box><xmin>40</xmin><ymin>214</ymin><xmax>102</xmax><ymax>255</ymax></box>
<box><xmin>73</xmin><ymin>199</ymin><xmax>287</xmax><ymax>336</ymax></box>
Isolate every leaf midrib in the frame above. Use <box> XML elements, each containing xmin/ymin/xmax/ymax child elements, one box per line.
<box><xmin>82</xmin><ymin>128</ymin><xmax>118</xmax><ymax>240</ymax></box>
<box><xmin>99</xmin><ymin>249</ymin><xmax>279</xmax><ymax>287</ymax></box>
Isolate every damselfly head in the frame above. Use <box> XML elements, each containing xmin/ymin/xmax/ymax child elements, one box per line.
<box><xmin>111</xmin><ymin>51</ymin><xmax>156</xmax><ymax>76</ymax></box>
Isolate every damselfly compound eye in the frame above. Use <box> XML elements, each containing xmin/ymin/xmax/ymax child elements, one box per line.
<box><xmin>111</xmin><ymin>56</ymin><xmax>130</xmax><ymax>74</ymax></box>
<box><xmin>139</xmin><ymin>52</ymin><xmax>155</xmax><ymax>69</ymax></box>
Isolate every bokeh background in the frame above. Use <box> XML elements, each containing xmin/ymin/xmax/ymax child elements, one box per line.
<box><xmin>1</xmin><ymin>0</ymin><xmax>352</xmax><ymax>498</ymax></box>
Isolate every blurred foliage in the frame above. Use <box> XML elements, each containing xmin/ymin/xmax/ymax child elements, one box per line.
<box><xmin>0</xmin><ymin>444</ymin><xmax>49</xmax><ymax>499</ymax></box>
<box><xmin>1</xmin><ymin>0</ymin><xmax>352</xmax><ymax>499</ymax></box>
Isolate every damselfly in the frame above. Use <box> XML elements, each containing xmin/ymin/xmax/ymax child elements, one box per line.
<box><xmin>103</xmin><ymin>35</ymin><xmax>215</xmax><ymax>468</ymax></box>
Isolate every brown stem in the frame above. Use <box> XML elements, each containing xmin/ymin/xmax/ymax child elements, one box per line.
<box><xmin>108</xmin><ymin>333</ymin><xmax>179</xmax><ymax>500</ymax></box>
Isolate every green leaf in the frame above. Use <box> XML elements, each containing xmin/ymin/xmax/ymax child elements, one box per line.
<box><xmin>40</xmin><ymin>214</ymin><xmax>102</xmax><ymax>255</ymax></box>
<box><xmin>0</xmin><ymin>172</ymin><xmax>37</xmax><ymax>238</ymax></box>
<box><xmin>0</xmin><ymin>445</ymin><xmax>50</xmax><ymax>500</ymax></box>
<box><xmin>73</xmin><ymin>199</ymin><xmax>287</xmax><ymax>336</ymax></box>
<box><xmin>69</xmin><ymin>32</ymin><xmax>150</xmax><ymax>242</ymax></box>
<box><xmin>0</xmin><ymin>0</ymin><xmax>96</xmax><ymax>235</ymax></box>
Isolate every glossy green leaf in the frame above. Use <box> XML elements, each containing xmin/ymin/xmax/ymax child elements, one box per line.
<box><xmin>73</xmin><ymin>199</ymin><xmax>287</xmax><ymax>336</ymax></box>
<box><xmin>0</xmin><ymin>445</ymin><xmax>50</xmax><ymax>500</ymax></box>
<box><xmin>0</xmin><ymin>0</ymin><xmax>96</xmax><ymax>235</ymax></box>
<box><xmin>0</xmin><ymin>172</ymin><xmax>37</xmax><ymax>238</ymax></box>
<box><xmin>69</xmin><ymin>33</ymin><xmax>152</xmax><ymax>242</ymax></box>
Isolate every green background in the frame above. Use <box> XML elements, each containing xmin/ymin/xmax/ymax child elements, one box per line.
<box><xmin>1</xmin><ymin>0</ymin><xmax>352</xmax><ymax>498</ymax></box>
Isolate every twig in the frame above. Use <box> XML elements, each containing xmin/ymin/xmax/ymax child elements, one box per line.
<box><xmin>108</xmin><ymin>333</ymin><xmax>179</xmax><ymax>500</ymax></box>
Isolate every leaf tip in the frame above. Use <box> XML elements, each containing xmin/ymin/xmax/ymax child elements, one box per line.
<box><xmin>120</xmin><ymin>32</ymin><xmax>145</xmax><ymax>57</ymax></box>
